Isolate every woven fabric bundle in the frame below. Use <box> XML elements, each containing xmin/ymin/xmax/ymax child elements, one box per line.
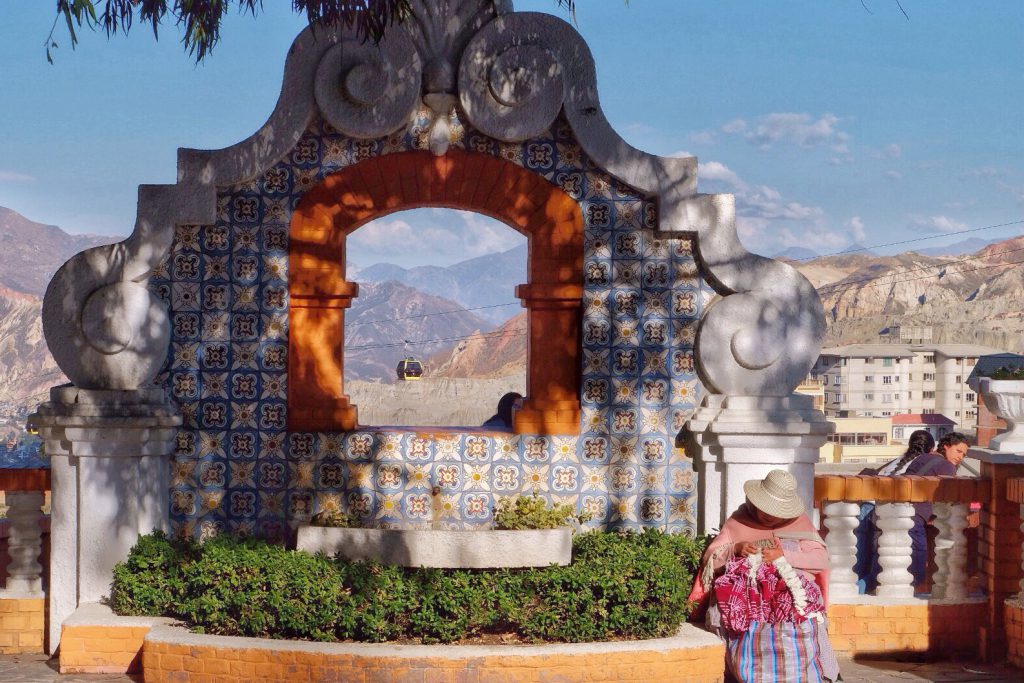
<box><xmin>713</xmin><ymin>555</ymin><xmax>825</xmax><ymax>634</ymax></box>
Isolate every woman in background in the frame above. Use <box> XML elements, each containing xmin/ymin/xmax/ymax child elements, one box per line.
<box><xmin>854</xmin><ymin>429</ymin><xmax>935</xmax><ymax>593</ymax></box>
<box><xmin>481</xmin><ymin>392</ymin><xmax>523</xmax><ymax>429</ymax></box>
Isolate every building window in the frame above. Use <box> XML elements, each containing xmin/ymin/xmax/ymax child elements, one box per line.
<box><xmin>967</xmin><ymin>358</ymin><xmax>977</xmax><ymax>366</ymax></box>
<box><xmin>924</xmin><ymin>355</ymin><xmax>935</xmax><ymax>364</ymax></box>
<box><xmin>923</xmin><ymin>391</ymin><xmax>936</xmax><ymax>399</ymax></box>
<box><xmin>956</xmin><ymin>393</ymin><xmax>961</xmax><ymax>400</ymax></box>
<box><xmin>955</xmin><ymin>410</ymin><xmax>961</xmax><ymax>417</ymax></box>
<box><xmin>864</xmin><ymin>393</ymin><xmax>874</xmax><ymax>401</ymax></box>
<box><xmin>923</xmin><ymin>408</ymin><xmax>935</xmax><ymax>414</ymax></box>
<box><xmin>956</xmin><ymin>375</ymin><xmax>962</xmax><ymax>383</ymax></box>
<box><xmin>865</xmin><ymin>375</ymin><xmax>874</xmax><ymax>383</ymax></box>
<box><xmin>882</xmin><ymin>394</ymin><xmax>892</xmax><ymax>403</ymax></box>
<box><xmin>865</xmin><ymin>358</ymin><xmax>875</xmax><ymax>364</ymax></box>
<box><xmin>834</xmin><ymin>376</ymin><xmax>843</xmax><ymax>385</ymax></box>
<box><xmin>883</xmin><ymin>358</ymin><xmax>894</xmax><ymax>367</ymax></box>
<box><xmin>906</xmin><ymin>391</ymin><xmax>913</xmax><ymax>400</ymax></box>
<box><xmin>966</xmin><ymin>392</ymin><xmax>975</xmax><ymax>402</ymax></box>
<box><xmin>882</xmin><ymin>376</ymin><xmax>893</xmax><ymax>385</ymax></box>
<box><xmin>966</xmin><ymin>409</ymin><xmax>977</xmax><ymax>418</ymax></box>
<box><xmin>924</xmin><ymin>373</ymin><xmax>935</xmax><ymax>381</ymax></box>
<box><xmin>881</xmin><ymin>411</ymin><xmax>892</xmax><ymax>416</ymax></box>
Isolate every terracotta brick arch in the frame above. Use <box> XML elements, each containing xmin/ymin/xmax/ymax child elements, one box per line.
<box><xmin>288</xmin><ymin>150</ymin><xmax>584</xmax><ymax>434</ymax></box>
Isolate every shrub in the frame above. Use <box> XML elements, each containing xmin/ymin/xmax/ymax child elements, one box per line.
<box><xmin>493</xmin><ymin>494</ymin><xmax>590</xmax><ymax>530</ymax></box>
<box><xmin>111</xmin><ymin>529</ymin><xmax>706</xmax><ymax>644</ymax></box>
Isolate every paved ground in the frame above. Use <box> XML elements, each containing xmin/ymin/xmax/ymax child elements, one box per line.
<box><xmin>0</xmin><ymin>653</ymin><xmax>1020</xmax><ymax>682</ymax></box>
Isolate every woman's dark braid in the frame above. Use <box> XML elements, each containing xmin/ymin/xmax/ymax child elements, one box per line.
<box><xmin>890</xmin><ymin>431</ymin><xmax>935</xmax><ymax>475</ymax></box>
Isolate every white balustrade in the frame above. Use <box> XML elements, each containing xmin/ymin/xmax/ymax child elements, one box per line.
<box><xmin>931</xmin><ymin>502</ymin><xmax>969</xmax><ymax>600</ymax></box>
<box><xmin>822</xmin><ymin>501</ymin><xmax>861</xmax><ymax>599</ymax></box>
<box><xmin>3</xmin><ymin>490</ymin><xmax>44</xmax><ymax>595</ymax></box>
<box><xmin>875</xmin><ymin>502</ymin><xmax>916</xmax><ymax>599</ymax></box>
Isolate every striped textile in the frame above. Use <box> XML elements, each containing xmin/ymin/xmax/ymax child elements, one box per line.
<box><xmin>724</xmin><ymin>618</ymin><xmax>839</xmax><ymax>683</ymax></box>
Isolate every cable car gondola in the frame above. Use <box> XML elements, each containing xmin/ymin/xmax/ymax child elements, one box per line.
<box><xmin>396</xmin><ymin>357</ymin><xmax>424</xmax><ymax>381</ymax></box>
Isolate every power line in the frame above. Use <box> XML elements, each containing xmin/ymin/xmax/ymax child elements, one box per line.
<box><xmin>794</xmin><ymin>218</ymin><xmax>1024</xmax><ymax>262</ymax></box>
<box><xmin>816</xmin><ymin>244</ymin><xmax>1024</xmax><ymax>295</ymax></box>
<box><xmin>346</xmin><ymin>328</ymin><xmax>527</xmax><ymax>352</ymax></box>
<box><xmin>344</xmin><ymin>302</ymin><xmax>520</xmax><ymax>328</ymax></box>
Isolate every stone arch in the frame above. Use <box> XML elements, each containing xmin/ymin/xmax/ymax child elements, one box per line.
<box><xmin>288</xmin><ymin>149</ymin><xmax>583</xmax><ymax>434</ymax></box>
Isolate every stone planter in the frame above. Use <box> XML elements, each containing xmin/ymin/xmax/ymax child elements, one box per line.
<box><xmin>972</xmin><ymin>377</ymin><xmax>1024</xmax><ymax>452</ymax></box>
<box><xmin>295</xmin><ymin>526</ymin><xmax>572</xmax><ymax>568</ymax></box>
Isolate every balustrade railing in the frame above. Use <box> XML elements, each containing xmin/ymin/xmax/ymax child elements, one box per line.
<box><xmin>815</xmin><ymin>475</ymin><xmax>986</xmax><ymax>601</ymax></box>
<box><xmin>0</xmin><ymin>468</ymin><xmax>50</xmax><ymax>596</ymax></box>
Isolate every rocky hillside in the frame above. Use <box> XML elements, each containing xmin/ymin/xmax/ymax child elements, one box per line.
<box><xmin>796</xmin><ymin>235</ymin><xmax>1024</xmax><ymax>352</ymax></box>
<box><xmin>0</xmin><ymin>287</ymin><xmax>63</xmax><ymax>408</ymax></box>
<box><xmin>358</xmin><ymin>244</ymin><xmax>526</xmax><ymax>325</ymax></box>
<box><xmin>344</xmin><ymin>281</ymin><xmax>492</xmax><ymax>383</ymax></box>
<box><xmin>0</xmin><ymin>207</ymin><xmax>118</xmax><ymax>296</ymax></box>
<box><xmin>427</xmin><ymin>312</ymin><xmax>527</xmax><ymax>379</ymax></box>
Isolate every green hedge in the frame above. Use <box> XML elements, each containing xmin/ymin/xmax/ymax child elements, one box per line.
<box><xmin>111</xmin><ymin>529</ymin><xmax>705</xmax><ymax>644</ymax></box>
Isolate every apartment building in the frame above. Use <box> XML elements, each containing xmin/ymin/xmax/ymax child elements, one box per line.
<box><xmin>813</xmin><ymin>343</ymin><xmax>1004</xmax><ymax>433</ymax></box>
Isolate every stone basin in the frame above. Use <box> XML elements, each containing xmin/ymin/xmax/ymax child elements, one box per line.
<box><xmin>294</xmin><ymin>526</ymin><xmax>572</xmax><ymax>568</ymax></box>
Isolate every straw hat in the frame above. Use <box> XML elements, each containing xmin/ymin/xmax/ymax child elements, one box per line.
<box><xmin>743</xmin><ymin>470</ymin><xmax>806</xmax><ymax>519</ymax></box>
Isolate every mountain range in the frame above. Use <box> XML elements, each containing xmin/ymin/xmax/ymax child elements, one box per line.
<box><xmin>1</xmin><ymin>203</ymin><xmax>1022</xmax><ymax>412</ymax></box>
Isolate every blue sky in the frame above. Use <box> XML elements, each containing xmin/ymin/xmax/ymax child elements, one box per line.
<box><xmin>0</xmin><ymin>1</ymin><xmax>1021</xmax><ymax>266</ymax></box>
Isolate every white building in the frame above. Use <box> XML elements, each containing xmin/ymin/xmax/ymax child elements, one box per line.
<box><xmin>813</xmin><ymin>343</ymin><xmax>1004</xmax><ymax>432</ymax></box>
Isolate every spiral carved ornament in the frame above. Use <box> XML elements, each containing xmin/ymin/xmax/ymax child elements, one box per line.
<box><xmin>458</xmin><ymin>11</ymin><xmax>825</xmax><ymax>397</ymax></box>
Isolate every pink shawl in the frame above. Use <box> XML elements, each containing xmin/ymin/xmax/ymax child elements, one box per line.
<box><xmin>688</xmin><ymin>503</ymin><xmax>830</xmax><ymax>619</ymax></box>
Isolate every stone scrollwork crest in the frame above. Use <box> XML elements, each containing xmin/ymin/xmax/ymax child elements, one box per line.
<box><xmin>314</xmin><ymin>34</ymin><xmax>422</xmax><ymax>139</ymax></box>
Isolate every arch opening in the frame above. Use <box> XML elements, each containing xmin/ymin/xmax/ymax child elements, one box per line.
<box><xmin>288</xmin><ymin>150</ymin><xmax>584</xmax><ymax>435</ymax></box>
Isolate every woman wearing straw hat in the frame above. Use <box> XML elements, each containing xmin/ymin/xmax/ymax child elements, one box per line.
<box><xmin>688</xmin><ymin>470</ymin><xmax>839</xmax><ymax>683</ymax></box>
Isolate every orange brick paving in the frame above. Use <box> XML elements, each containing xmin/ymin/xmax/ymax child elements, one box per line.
<box><xmin>0</xmin><ymin>597</ymin><xmax>44</xmax><ymax>655</ymax></box>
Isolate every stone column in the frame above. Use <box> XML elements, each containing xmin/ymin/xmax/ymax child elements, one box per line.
<box><xmin>969</xmin><ymin>448</ymin><xmax>1024</xmax><ymax>662</ymax></box>
<box><xmin>822</xmin><ymin>501</ymin><xmax>861</xmax><ymax>600</ymax></box>
<box><xmin>932</xmin><ymin>501</ymin><xmax>969</xmax><ymax>600</ymax></box>
<box><xmin>683</xmin><ymin>393</ymin><xmax>831</xmax><ymax>534</ymax></box>
<box><xmin>874</xmin><ymin>502</ymin><xmax>916</xmax><ymax>598</ymax></box>
<box><xmin>2</xmin><ymin>491</ymin><xmax>45</xmax><ymax>595</ymax></box>
<box><xmin>30</xmin><ymin>386</ymin><xmax>180</xmax><ymax>654</ymax></box>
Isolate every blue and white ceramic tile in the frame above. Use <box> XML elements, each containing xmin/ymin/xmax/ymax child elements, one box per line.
<box><xmin>151</xmin><ymin>109</ymin><xmax>710</xmax><ymax>539</ymax></box>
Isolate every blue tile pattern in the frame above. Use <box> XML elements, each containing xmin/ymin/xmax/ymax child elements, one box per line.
<box><xmin>151</xmin><ymin>110</ymin><xmax>711</xmax><ymax>542</ymax></box>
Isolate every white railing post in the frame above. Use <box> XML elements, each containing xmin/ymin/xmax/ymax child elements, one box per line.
<box><xmin>823</xmin><ymin>501</ymin><xmax>861</xmax><ymax>599</ymax></box>
<box><xmin>932</xmin><ymin>501</ymin><xmax>969</xmax><ymax>600</ymax></box>
<box><xmin>2</xmin><ymin>491</ymin><xmax>44</xmax><ymax>594</ymax></box>
<box><xmin>875</xmin><ymin>502</ymin><xmax>916</xmax><ymax>598</ymax></box>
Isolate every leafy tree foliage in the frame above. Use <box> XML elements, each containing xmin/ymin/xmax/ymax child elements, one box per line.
<box><xmin>48</xmin><ymin>0</ymin><xmax>578</xmax><ymax>63</ymax></box>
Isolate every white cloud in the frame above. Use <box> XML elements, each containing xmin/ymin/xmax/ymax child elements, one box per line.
<box><xmin>348</xmin><ymin>209</ymin><xmax>525</xmax><ymax>266</ymax></box>
<box><xmin>873</xmin><ymin>143</ymin><xmax>902</xmax><ymax>160</ymax></box>
<box><xmin>739</xmin><ymin>113</ymin><xmax>850</xmax><ymax>152</ymax></box>
<box><xmin>907</xmin><ymin>215</ymin><xmax>968</xmax><ymax>234</ymax></box>
<box><xmin>886</xmin><ymin>170</ymin><xmax>903</xmax><ymax>181</ymax></box>
<box><xmin>721</xmin><ymin>119</ymin><xmax>748</xmax><ymax>134</ymax></box>
<box><xmin>699</xmin><ymin>160</ymin><xmax>744</xmax><ymax>187</ymax></box>
<box><xmin>0</xmin><ymin>170</ymin><xmax>34</xmax><ymax>183</ymax></box>
<box><xmin>698</xmin><ymin>159</ymin><xmax>823</xmax><ymax>223</ymax></box>
<box><xmin>688</xmin><ymin>130</ymin><xmax>717</xmax><ymax>145</ymax></box>
<box><xmin>848</xmin><ymin>216</ymin><xmax>867</xmax><ymax>243</ymax></box>
<box><xmin>959</xmin><ymin>166</ymin><xmax>1004</xmax><ymax>181</ymax></box>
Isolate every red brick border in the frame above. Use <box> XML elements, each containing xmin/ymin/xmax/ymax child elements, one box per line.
<box><xmin>288</xmin><ymin>150</ymin><xmax>584</xmax><ymax>434</ymax></box>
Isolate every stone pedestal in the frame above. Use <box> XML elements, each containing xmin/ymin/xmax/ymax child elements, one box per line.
<box><xmin>30</xmin><ymin>386</ymin><xmax>180</xmax><ymax>654</ymax></box>
<box><xmin>682</xmin><ymin>394</ymin><xmax>832</xmax><ymax>534</ymax></box>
